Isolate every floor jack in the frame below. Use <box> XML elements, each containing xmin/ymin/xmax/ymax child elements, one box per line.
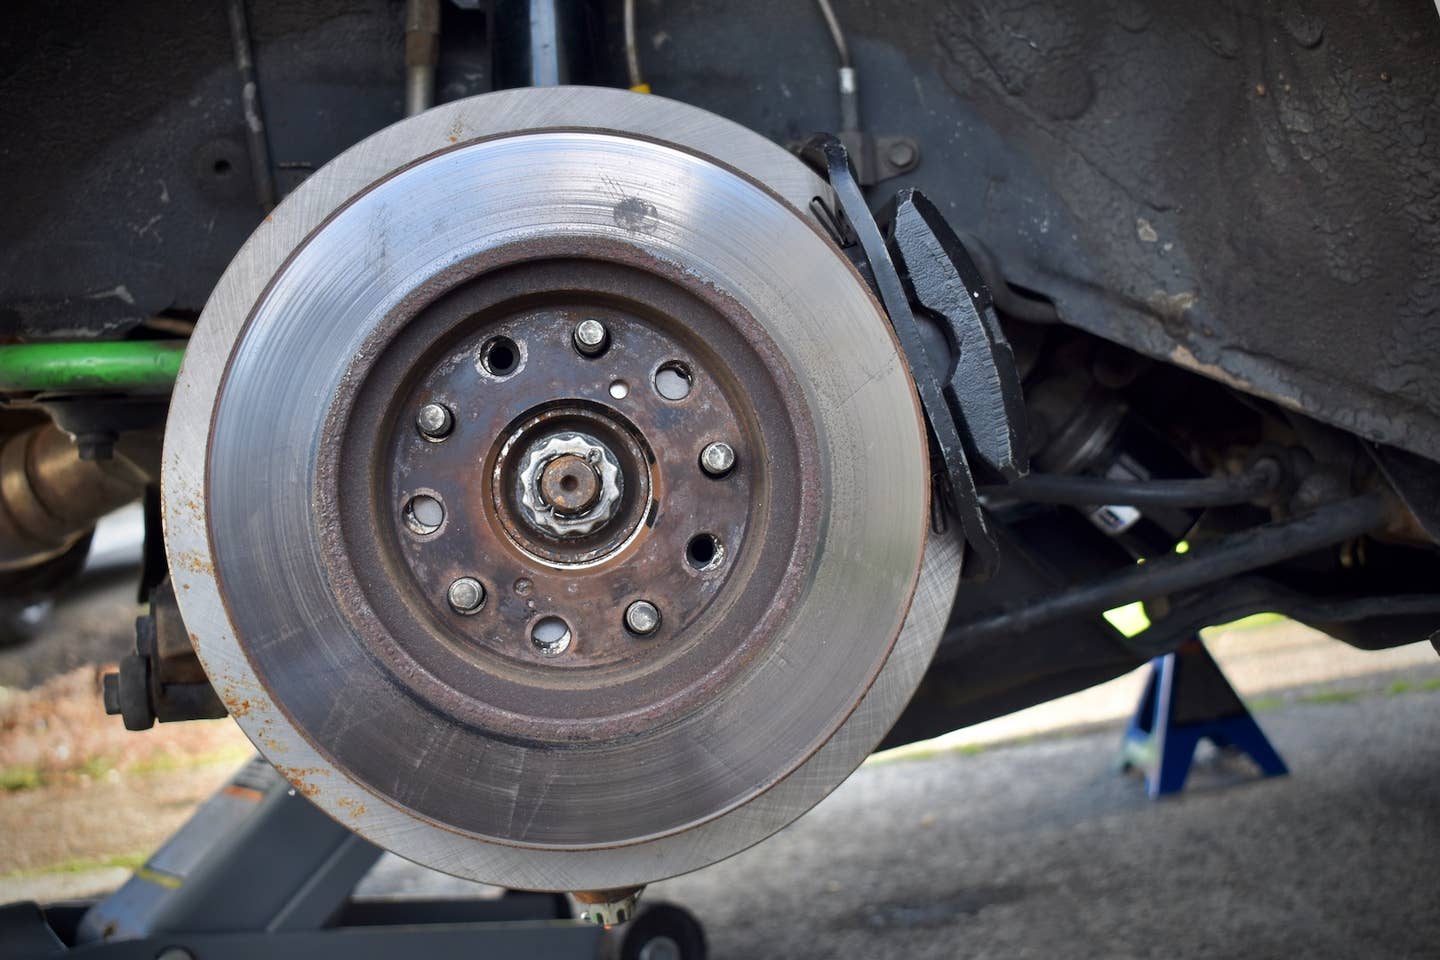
<box><xmin>1119</xmin><ymin>637</ymin><xmax>1289</xmax><ymax>798</ymax></box>
<box><xmin>0</xmin><ymin>757</ymin><xmax>705</xmax><ymax>960</ymax></box>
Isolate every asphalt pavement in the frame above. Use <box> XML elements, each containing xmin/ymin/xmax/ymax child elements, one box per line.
<box><xmin>648</xmin><ymin>680</ymin><xmax>1440</xmax><ymax>959</ymax></box>
<box><xmin>354</xmin><ymin>654</ymin><xmax>1440</xmax><ymax>959</ymax></box>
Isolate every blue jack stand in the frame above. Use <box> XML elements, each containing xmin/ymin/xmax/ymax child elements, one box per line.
<box><xmin>1119</xmin><ymin>637</ymin><xmax>1288</xmax><ymax>798</ymax></box>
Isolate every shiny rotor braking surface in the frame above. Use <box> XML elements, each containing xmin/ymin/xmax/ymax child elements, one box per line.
<box><xmin>163</xmin><ymin>87</ymin><xmax>961</xmax><ymax>889</ymax></box>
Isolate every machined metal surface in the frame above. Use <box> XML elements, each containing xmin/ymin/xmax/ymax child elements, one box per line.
<box><xmin>163</xmin><ymin>88</ymin><xmax>958</xmax><ymax>889</ymax></box>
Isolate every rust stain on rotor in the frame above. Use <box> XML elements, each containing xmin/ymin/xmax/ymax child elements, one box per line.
<box><xmin>337</xmin><ymin>797</ymin><xmax>368</xmax><ymax>819</ymax></box>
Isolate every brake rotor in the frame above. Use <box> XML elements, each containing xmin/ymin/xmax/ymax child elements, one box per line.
<box><xmin>164</xmin><ymin>87</ymin><xmax>961</xmax><ymax>890</ymax></box>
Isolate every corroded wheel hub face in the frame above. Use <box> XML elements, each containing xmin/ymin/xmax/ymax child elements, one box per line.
<box><xmin>333</xmin><ymin>248</ymin><xmax>811</xmax><ymax>729</ymax></box>
<box><xmin>165</xmin><ymin>88</ymin><xmax>959</xmax><ymax>891</ymax></box>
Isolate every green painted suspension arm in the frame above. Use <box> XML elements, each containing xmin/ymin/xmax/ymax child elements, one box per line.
<box><xmin>0</xmin><ymin>341</ymin><xmax>186</xmax><ymax>394</ymax></box>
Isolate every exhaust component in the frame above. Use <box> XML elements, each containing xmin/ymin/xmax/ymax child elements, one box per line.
<box><xmin>0</xmin><ymin>421</ymin><xmax>145</xmax><ymax>572</ymax></box>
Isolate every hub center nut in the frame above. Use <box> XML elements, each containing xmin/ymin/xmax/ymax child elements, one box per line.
<box><xmin>515</xmin><ymin>432</ymin><xmax>624</xmax><ymax>539</ymax></box>
<box><xmin>539</xmin><ymin>454</ymin><xmax>601</xmax><ymax>515</ymax></box>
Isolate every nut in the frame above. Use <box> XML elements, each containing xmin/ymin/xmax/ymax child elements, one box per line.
<box><xmin>515</xmin><ymin>432</ymin><xmax>624</xmax><ymax>538</ymax></box>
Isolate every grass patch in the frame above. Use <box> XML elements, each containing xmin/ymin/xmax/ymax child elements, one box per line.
<box><xmin>1</xmin><ymin>852</ymin><xmax>146</xmax><ymax>881</ymax></box>
<box><xmin>1385</xmin><ymin>677</ymin><xmax>1440</xmax><ymax>696</ymax></box>
<box><xmin>1103</xmin><ymin>602</ymin><xmax>1151</xmax><ymax>638</ymax></box>
<box><xmin>0</xmin><ymin>744</ymin><xmax>251</xmax><ymax>794</ymax></box>
<box><xmin>1245</xmin><ymin>696</ymin><xmax>1284</xmax><ymax>713</ymax></box>
<box><xmin>76</xmin><ymin>756</ymin><xmax>117</xmax><ymax>779</ymax></box>
<box><xmin>128</xmin><ymin>743</ymin><xmax>252</xmax><ymax>777</ymax></box>
<box><xmin>1203</xmin><ymin>612</ymin><xmax>1287</xmax><ymax>635</ymax></box>
<box><xmin>1297</xmin><ymin>689</ymin><xmax>1361</xmax><ymax>706</ymax></box>
<box><xmin>0</xmin><ymin>765</ymin><xmax>43</xmax><ymax>792</ymax></box>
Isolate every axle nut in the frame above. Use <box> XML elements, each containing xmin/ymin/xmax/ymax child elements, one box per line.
<box><xmin>515</xmin><ymin>432</ymin><xmax>624</xmax><ymax>539</ymax></box>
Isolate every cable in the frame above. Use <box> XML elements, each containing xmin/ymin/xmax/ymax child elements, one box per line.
<box><xmin>624</xmin><ymin>0</ymin><xmax>648</xmax><ymax>92</ymax></box>
<box><xmin>815</xmin><ymin>0</ymin><xmax>859</xmax><ymax>131</ymax></box>
<box><xmin>224</xmin><ymin>0</ymin><xmax>276</xmax><ymax>211</ymax></box>
<box><xmin>814</xmin><ymin>0</ymin><xmax>851</xmax><ymax>68</ymax></box>
<box><xmin>980</xmin><ymin>461</ymin><xmax>1281</xmax><ymax>509</ymax></box>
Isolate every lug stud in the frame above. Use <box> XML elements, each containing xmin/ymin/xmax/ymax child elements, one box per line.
<box><xmin>447</xmin><ymin>577</ymin><xmax>486</xmax><ymax>614</ymax></box>
<box><xmin>416</xmin><ymin>402</ymin><xmax>454</xmax><ymax>440</ymax></box>
<box><xmin>573</xmin><ymin>318</ymin><xmax>609</xmax><ymax>357</ymax></box>
<box><xmin>624</xmin><ymin>599</ymin><xmax>661</xmax><ymax>636</ymax></box>
<box><xmin>699</xmin><ymin>441</ymin><xmax>736</xmax><ymax>477</ymax></box>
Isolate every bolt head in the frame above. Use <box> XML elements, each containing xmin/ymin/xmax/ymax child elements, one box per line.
<box><xmin>573</xmin><ymin>318</ymin><xmax>609</xmax><ymax>356</ymax></box>
<box><xmin>886</xmin><ymin>139</ymin><xmax>918</xmax><ymax>169</ymax></box>
<box><xmin>625</xmin><ymin>599</ymin><xmax>661</xmax><ymax>636</ymax></box>
<box><xmin>416</xmin><ymin>402</ymin><xmax>454</xmax><ymax>439</ymax></box>
<box><xmin>447</xmin><ymin>577</ymin><xmax>486</xmax><ymax>614</ymax></box>
<box><xmin>699</xmin><ymin>441</ymin><xmax>736</xmax><ymax>477</ymax></box>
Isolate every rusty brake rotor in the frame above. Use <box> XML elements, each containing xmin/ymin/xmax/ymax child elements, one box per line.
<box><xmin>163</xmin><ymin>87</ymin><xmax>960</xmax><ymax>890</ymax></box>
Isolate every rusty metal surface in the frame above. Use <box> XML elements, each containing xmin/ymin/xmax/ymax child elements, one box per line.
<box><xmin>163</xmin><ymin>88</ymin><xmax>956</xmax><ymax>889</ymax></box>
<box><xmin>317</xmin><ymin>246</ymin><xmax>815</xmax><ymax>750</ymax></box>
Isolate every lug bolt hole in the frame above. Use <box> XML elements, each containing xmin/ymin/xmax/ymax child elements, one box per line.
<box><xmin>481</xmin><ymin>336</ymin><xmax>521</xmax><ymax>377</ymax></box>
<box><xmin>653</xmin><ymin>361</ymin><xmax>693</xmax><ymax>401</ymax></box>
<box><xmin>403</xmin><ymin>493</ymin><xmax>445</xmax><ymax>536</ymax></box>
<box><xmin>686</xmin><ymin>532</ymin><xmax>724</xmax><ymax>571</ymax></box>
<box><xmin>531</xmin><ymin>615</ymin><xmax>572</xmax><ymax>656</ymax></box>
